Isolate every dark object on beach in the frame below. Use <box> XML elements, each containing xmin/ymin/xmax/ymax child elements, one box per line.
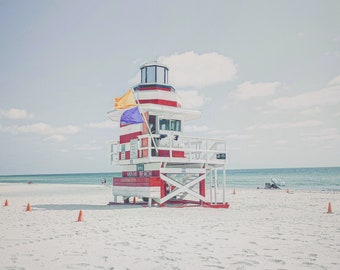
<box><xmin>265</xmin><ymin>182</ymin><xmax>280</xmax><ymax>189</ymax></box>
<box><xmin>265</xmin><ymin>178</ymin><xmax>286</xmax><ymax>189</ymax></box>
<box><xmin>28</xmin><ymin>181</ymin><xmax>32</xmax><ymax>184</ymax></box>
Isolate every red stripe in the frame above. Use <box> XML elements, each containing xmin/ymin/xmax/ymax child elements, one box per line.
<box><xmin>199</xmin><ymin>179</ymin><xmax>205</xmax><ymax>197</ymax></box>
<box><xmin>158</xmin><ymin>150</ymin><xmax>185</xmax><ymax>158</ymax></box>
<box><xmin>138</xmin><ymin>99</ymin><xmax>180</xmax><ymax>107</ymax></box>
<box><xmin>172</xmin><ymin>151</ymin><xmax>185</xmax><ymax>158</ymax></box>
<box><xmin>122</xmin><ymin>170</ymin><xmax>160</xmax><ymax>177</ymax></box>
<box><xmin>119</xmin><ymin>151</ymin><xmax>130</xmax><ymax>160</ymax></box>
<box><xmin>138</xmin><ymin>86</ymin><xmax>172</xmax><ymax>92</ymax></box>
<box><xmin>120</xmin><ymin>131</ymin><xmax>142</xmax><ymax>144</ymax></box>
<box><xmin>113</xmin><ymin>177</ymin><xmax>162</xmax><ymax>187</ymax></box>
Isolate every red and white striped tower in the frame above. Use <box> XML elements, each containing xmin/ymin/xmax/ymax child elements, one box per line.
<box><xmin>108</xmin><ymin>62</ymin><xmax>228</xmax><ymax>207</ymax></box>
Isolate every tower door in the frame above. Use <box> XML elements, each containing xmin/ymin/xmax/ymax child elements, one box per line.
<box><xmin>149</xmin><ymin>115</ymin><xmax>156</xmax><ymax>134</ymax></box>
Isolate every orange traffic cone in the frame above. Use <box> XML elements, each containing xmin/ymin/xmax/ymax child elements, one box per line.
<box><xmin>26</xmin><ymin>203</ymin><xmax>31</xmax><ymax>212</ymax></box>
<box><xmin>133</xmin><ymin>197</ymin><xmax>136</xmax><ymax>204</ymax></box>
<box><xmin>233</xmin><ymin>189</ymin><xmax>236</xmax><ymax>195</ymax></box>
<box><xmin>327</xmin><ymin>202</ymin><xmax>333</xmax><ymax>214</ymax></box>
<box><xmin>4</xmin><ymin>199</ymin><xmax>9</xmax><ymax>206</ymax></box>
<box><xmin>77</xmin><ymin>210</ymin><xmax>84</xmax><ymax>222</ymax></box>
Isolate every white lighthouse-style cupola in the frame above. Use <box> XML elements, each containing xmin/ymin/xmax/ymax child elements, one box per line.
<box><xmin>135</xmin><ymin>62</ymin><xmax>181</xmax><ymax>108</ymax></box>
<box><xmin>140</xmin><ymin>62</ymin><xmax>169</xmax><ymax>85</ymax></box>
<box><xmin>108</xmin><ymin>62</ymin><xmax>229</xmax><ymax>208</ymax></box>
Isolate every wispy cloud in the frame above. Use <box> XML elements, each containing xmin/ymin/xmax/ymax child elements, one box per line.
<box><xmin>270</xmin><ymin>86</ymin><xmax>340</xmax><ymax>110</ymax></box>
<box><xmin>270</xmin><ymin>75</ymin><xmax>340</xmax><ymax>110</ymax></box>
<box><xmin>74</xmin><ymin>143</ymin><xmax>102</xmax><ymax>151</ymax></box>
<box><xmin>230</xmin><ymin>81</ymin><xmax>280</xmax><ymax>100</ymax></box>
<box><xmin>158</xmin><ymin>51</ymin><xmax>237</xmax><ymax>88</ymax></box>
<box><xmin>302</xmin><ymin>128</ymin><xmax>340</xmax><ymax>142</ymax></box>
<box><xmin>0</xmin><ymin>108</ymin><xmax>34</xmax><ymax>120</ymax></box>
<box><xmin>300</xmin><ymin>106</ymin><xmax>321</xmax><ymax>115</ymax></box>
<box><xmin>0</xmin><ymin>122</ymin><xmax>80</xmax><ymax>141</ymax></box>
<box><xmin>184</xmin><ymin>125</ymin><xmax>210</xmax><ymax>133</ymax></box>
<box><xmin>246</xmin><ymin>120</ymin><xmax>322</xmax><ymax>130</ymax></box>
<box><xmin>73</xmin><ymin>139</ymin><xmax>103</xmax><ymax>151</ymax></box>
<box><xmin>207</xmin><ymin>128</ymin><xmax>252</xmax><ymax>141</ymax></box>
<box><xmin>328</xmin><ymin>74</ymin><xmax>340</xmax><ymax>86</ymax></box>
<box><xmin>223</xmin><ymin>133</ymin><xmax>252</xmax><ymax>140</ymax></box>
<box><xmin>44</xmin><ymin>134</ymin><xmax>68</xmax><ymax>143</ymax></box>
<box><xmin>87</xmin><ymin>120</ymin><xmax>118</xmax><ymax>129</ymax></box>
<box><xmin>177</xmin><ymin>90</ymin><xmax>210</xmax><ymax>109</ymax></box>
<box><xmin>130</xmin><ymin>51</ymin><xmax>237</xmax><ymax>89</ymax></box>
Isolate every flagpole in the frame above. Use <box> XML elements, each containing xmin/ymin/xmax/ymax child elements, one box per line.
<box><xmin>131</xmin><ymin>88</ymin><xmax>159</xmax><ymax>153</ymax></box>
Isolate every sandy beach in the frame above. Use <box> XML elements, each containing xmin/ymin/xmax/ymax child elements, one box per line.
<box><xmin>0</xmin><ymin>183</ymin><xmax>339</xmax><ymax>270</ymax></box>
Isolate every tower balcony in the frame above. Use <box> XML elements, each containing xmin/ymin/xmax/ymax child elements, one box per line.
<box><xmin>110</xmin><ymin>134</ymin><xmax>227</xmax><ymax>169</ymax></box>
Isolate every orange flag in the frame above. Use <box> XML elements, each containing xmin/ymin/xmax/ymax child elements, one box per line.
<box><xmin>114</xmin><ymin>89</ymin><xmax>137</xmax><ymax>110</ymax></box>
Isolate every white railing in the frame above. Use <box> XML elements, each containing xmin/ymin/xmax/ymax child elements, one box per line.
<box><xmin>110</xmin><ymin>141</ymin><xmax>119</xmax><ymax>165</ymax></box>
<box><xmin>110</xmin><ymin>134</ymin><xmax>227</xmax><ymax>167</ymax></box>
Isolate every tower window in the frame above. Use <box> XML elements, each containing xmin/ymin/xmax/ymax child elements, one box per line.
<box><xmin>141</xmin><ymin>68</ymin><xmax>146</xmax><ymax>83</ymax></box>
<box><xmin>146</xmin><ymin>66</ymin><xmax>156</xmax><ymax>83</ymax></box>
<box><xmin>159</xmin><ymin>119</ymin><xmax>181</xmax><ymax>131</ymax></box>
<box><xmin>171</xmin><ymin>120</ymin><xmax>181</xmax><ymax>131</ymax></box>
<box><xmin>160</xmin><ymin>119</ymin><xmax>170</xmax><ymax>130</ymax></box>
<box><xmin>140</xmin><ymin>64</ymin><xmax>169</xmax><ymax>84</ymax></box>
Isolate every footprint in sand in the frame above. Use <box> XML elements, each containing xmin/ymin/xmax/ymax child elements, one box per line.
<box><xmin>309</xmin><ymin>253</ymin><xmax>317</xmax><ymax>261</ymax></box>
<box><xmin>203</xmin><ymin>264</ymin><xmax>225</xmax><ymax>269</ymax></box>
<box><xmin>115</xmin><ymin>241</ymin><xmax>130</xmax><ymax>246</ymax></box>
<box><xmin>270</xmin><ymin>258</ymin><xmax>286</xmax><ymax>265</ymax></box>
<box><xmin>232</xmin><ymin>260</ymin><xmax>259</xmax><ymax>267</ymax></box>
<box><xmin>302</xmin><ymin>261</ymin><xmax>328</xmax><ymax>270</ymax></box>
<box><xmin>242</xmin><ymin>249</ymin><xmax>258</xmax><ymax>257</ymax></box>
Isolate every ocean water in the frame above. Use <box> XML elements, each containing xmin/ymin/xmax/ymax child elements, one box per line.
<box><xmin>0</xmin><ymin>167</ymin><xmax>339</xmax><ymax>191</ymax></box>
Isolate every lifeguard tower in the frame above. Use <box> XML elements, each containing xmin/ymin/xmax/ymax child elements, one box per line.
<box><xmin>108</xmin><ymin>62</ymin><xmax>229</xmax><ymax>207</ymax></box>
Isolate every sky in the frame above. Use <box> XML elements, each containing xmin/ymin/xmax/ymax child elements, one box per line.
<box><xmin>0</xmin><ymin>0</ymin><xmax>339</xmax><ymax>175</ymax></box>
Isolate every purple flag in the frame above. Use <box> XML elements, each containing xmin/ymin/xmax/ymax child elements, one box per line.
<box><xmin>120</xmin><ymin>107</ymin><xmax>144</xmax><ymax>125</ymax></box>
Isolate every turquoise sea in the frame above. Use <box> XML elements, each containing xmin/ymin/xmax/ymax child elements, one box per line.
<box><xmin>0</xmin><ymin>167</ymin><xmax>339</xmax><ymax>191</ymax></box>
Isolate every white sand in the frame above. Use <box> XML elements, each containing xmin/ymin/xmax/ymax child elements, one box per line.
<box><xmin>0</xmin><ymin>183</ymin><xmax>339</xmax><ymax>270</ymax></box>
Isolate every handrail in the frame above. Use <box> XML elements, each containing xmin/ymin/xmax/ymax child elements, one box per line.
<box><xmin>110</xmin><ymin>134</ymin><xmax>227</xmax><ymax>165</ymax></box>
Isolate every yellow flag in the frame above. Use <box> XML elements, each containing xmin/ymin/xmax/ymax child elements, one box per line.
<box><xmin>114</xmin><ymin>89</ymin><xmax>137</xmax><ymax>110</ymax></box>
